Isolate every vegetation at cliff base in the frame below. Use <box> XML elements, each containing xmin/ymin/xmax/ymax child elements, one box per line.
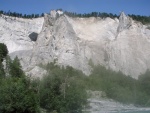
<box><xmin>0</xmin><ymin>43</ymin><xmax>87</xmax><ymax>113</ymax></box>
<box><xmin>38</xmin><ymin>63</ymin><xmax>87</xmax><ymax>113</ymax></box>
<box><xmin>0</xmin><ymin>43</ymin><xmax>39</xmax><ymax>113</ymax></box>
<box><xmin>1</xmin><ymin>43</ymin><xmax>150</xmax><ymax>113</ymax></box>
<box><xmin>85</xmin><ymin>65</ymin><xmax>150</xmax><ymax>106</ymax></box>
<box><xmin>39</xmin><ymin>62</ymin><xmax>150</xmax><ymax>107</ymax></box>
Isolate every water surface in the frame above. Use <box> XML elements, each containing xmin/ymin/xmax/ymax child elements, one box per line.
<box><xmin>113</xmin><ymin>110</ymin><xmax>150</xmax><ymax>113</ymax></box>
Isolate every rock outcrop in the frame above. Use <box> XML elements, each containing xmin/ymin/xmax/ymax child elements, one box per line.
<box><xmin>0</xmin><ymin>15</ymin><xmax>44</xmax><ymax>53</ymax></box>
<box><xmin>0</xmin><ymin>11</ymin><xmax>150</xmax><ymax>78</ymax></box>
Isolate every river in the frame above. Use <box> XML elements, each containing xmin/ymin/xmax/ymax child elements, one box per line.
<box><xmin>85</xmin><ymin>98</ymin><xmax>150</xmax><ymax>113</ymax></box>
<box><xmin>114</xmin><ymin>111</ymin><xmax>150</xmax><ymax>113</ymax></box>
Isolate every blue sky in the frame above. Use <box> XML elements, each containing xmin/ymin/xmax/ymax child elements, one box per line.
<box><xmin>0</xmin><ymin>0</ymin><xmax>149</xmax><ymax>16</ymax></box>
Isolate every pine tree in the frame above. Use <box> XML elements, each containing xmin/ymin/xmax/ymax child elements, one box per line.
<box><xmin>31</xmin><ymin>14</ymin><xmax>35</xmax><ymax>18</ymax></box>
<box><xmin>0</xmin><ymin>43</ymin><xmax>8</xmax><ymax>78</ymax></box>
<box><xmin>10</xmin><ymin>56</ymin><xmax>24</xmax><ymax>78</ymax></box>
<box><xmin>0</xmin><ymin>43</ymin><xmax>8</xmax><ymax>62</ymax></box>
<box><xmin>23</xmin><ymin>14</ymin><xmax>27</xmax><ymax>18</ymax></box>
<box><xmin>41</xmin><ymin>13</ymin><xmax>44</xmax><ymax>17</ymax></box>
<box><xmin>0</xmin><ymin>62</ymin><xmax>5</xmax><ymax>78</ymax></box>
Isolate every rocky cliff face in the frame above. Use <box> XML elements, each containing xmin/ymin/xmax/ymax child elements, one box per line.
<box><xmin>0</xmin><ymin>15</ymin><xmax>44</xmax><ymax>53</ymax></box>
<box><xmin>1</xmin><ymin>11</ymin><xmax>150</xmax><ymax>78</ymax></box>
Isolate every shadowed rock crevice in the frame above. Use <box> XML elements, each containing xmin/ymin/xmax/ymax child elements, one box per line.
<box><xmin>29</xmin><ymin>32</ymin><xmax>38</xmax><ymax>41</ymax></box>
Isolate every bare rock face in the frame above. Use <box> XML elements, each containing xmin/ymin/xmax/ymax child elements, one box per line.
<box><xmin>26</xmin><ymin>66</ymin><xmax>47</xmax><ymax>79</ymax></box>
<box><xmin>29</xmin><ymin>10</ymin><xmax>91</xmax><ymax>75</ymax></box>
<box><xmin>106</xmin><ymin>13</ymin><xmax>150</xmax><ymax>78</ymax></box>
<box><xmin>1</xmin><ymin>11</ymin><xmax>150</xmax><ymax>78</ymax></box>
<box><xmin>0</xmin><ymin>15</ymin><xmax>44</xmax><ymax>53</ymax></box>
<box><xmin>117</xmin><ymin>12</ymin><xmax>132</xmax><ymax>33</ymax></box>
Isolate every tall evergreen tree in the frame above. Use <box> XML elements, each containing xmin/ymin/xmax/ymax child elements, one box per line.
<box><xmin>0</xmin><ymin>43</ymin><xmax>8</xmax><ymax>62</ymax></box>
<box><xmin>0</xmin><ymin>43</ymin><xmax>8</xmax><ymax>78</ymax></box>
<box><xmin>41</xmin><ymin>13</ymin><xmax>44</xmax><ymax>17</ymax></box>
<box><xmin>0</xmin><ymin>62</ymin><xmax>5</xmax><ymax>78</ymax></box>
<box><xmin>10</xmin><ymin>56</ymin><xmax>24</xmax><ymax>78</ymax></box>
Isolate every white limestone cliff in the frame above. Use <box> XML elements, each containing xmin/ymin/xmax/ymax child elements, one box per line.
<box><xmin>0</xmin><ymin>14</ymin><xmax>44</xmax><ymax>53</ymax></box>
<box><xmin>1</xmin><ymin>11</ymin><xmax>150</xmax><ymax>78</ymax></box>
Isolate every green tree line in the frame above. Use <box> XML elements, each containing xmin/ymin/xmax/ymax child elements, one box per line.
<box><xmin>64</xmin><ymin>10</ymin><xmax>118</xmax><ymax>19</ymax></box>
<box><xmin>0</xmin><ymin>10</ymin><xmax>44</xmax><ymax>19</ymax></box>
<box><xmin>64</xmin><ymin>10</ymin><xmax>150</xmax><ymax>24</ymax></box>
<box><xmin>128</xmin><ymin>14</ymin><xmax>150</xmax><ymax>24</ymax></box>
<box><xmin>1</xmin><ymin>9</ymin><xmax>150</xmax><ymax>24</ymax></box>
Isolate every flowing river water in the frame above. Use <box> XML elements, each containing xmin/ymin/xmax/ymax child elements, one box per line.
<box><xmin>118</xmin><ymin>111</ymin><xmax>150</xmax><ymax>113</ymax></box>
<box><xmin>84</xmin><ymin>98</ymin><xmax>150</xmax><ymax>113</ymax></box>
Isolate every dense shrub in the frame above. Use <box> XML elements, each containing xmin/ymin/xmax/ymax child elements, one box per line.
<box><xmin>39</xmin><ymin>63</ymin><xmax>87</xmax><ymax>113</ymax></box>
<box><xmin>0</xmin><ymin>77</ymin><xmax>40</xmax><ymax>113</ymax></box>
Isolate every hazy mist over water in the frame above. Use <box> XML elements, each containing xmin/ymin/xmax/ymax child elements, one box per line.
<box><xmin>114</xmin><ymin>110</ymin><xmax>150</xmax><ymax>113</ymax></box>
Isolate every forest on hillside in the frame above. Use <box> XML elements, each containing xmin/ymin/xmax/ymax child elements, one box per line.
<box><xmin>1</xmin><ymin>43</ymin><xmax>150</xmax><ymax>113</ymax></box>
<box><xmin>0</xmin><ymin>9</ymin><xmax>150</xmax><ymax>24</ymax></box>
<box><xmin>0</xmin><ymin>43</ymin><xmax>87</xmax><ymax>113</ymax></box>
